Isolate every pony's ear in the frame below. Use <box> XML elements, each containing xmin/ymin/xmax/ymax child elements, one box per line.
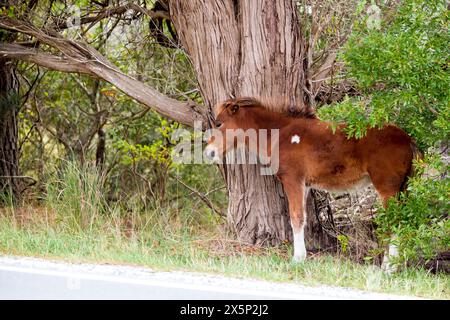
<box><xmin>226</xmin><ymin>103</ymin><xmax>239</xmax><ymax>115</ymax></box>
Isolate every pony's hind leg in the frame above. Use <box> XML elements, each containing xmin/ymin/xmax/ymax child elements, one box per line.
<box><xmin>279</xmin><ymin>176</ymin><xmax>308</xmax><ymax>263</ymax></box>
<box><xmin>381</xmin><ymin>236</ymin><xmax>399</xmax><ymax>273</ymax></box>
<box><xmin>369</xmin><ymin>171</ymin><xmax>405</xmax><ymax>273</ymax></box>
<box><xmin>378</xmin><ymin>185</ymin><xmax>401</xmax><ymax>273</ymax></box>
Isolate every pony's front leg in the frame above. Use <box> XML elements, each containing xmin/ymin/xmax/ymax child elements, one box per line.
<box><xmin>281</xmin><ymin>178</ymin><xmax>308</xmax><ymax>263</ymax></box>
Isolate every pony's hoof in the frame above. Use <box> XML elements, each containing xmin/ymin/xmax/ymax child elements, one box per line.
<box><xmin>381</xmin><ymin>262</ymin><xmax>398</xmax><ymax>274</ymax></box>
<box><xmin>292</xmin><ymin>254</ymin><xmax>306</xmax><ymax>264</ymax></box>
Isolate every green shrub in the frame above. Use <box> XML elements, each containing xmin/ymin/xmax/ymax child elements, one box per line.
<box><xmin>318</xmin><ymin>0</ymin><xmax>449</xmax><ymax>267</ymax></box>
<box><xmin>375</xmin><ymin>155</ymin><xmax>449</xmax><ymax>266</ymax></box>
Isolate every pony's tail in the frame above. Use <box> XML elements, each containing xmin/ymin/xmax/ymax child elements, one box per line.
<box><xmin>400</xmin><ymin>141</ymin><xmax>423</xmax><ymax>192</ymax></box>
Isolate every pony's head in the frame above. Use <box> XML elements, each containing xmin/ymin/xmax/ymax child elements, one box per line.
<box><xmin>204</xmin><ymin>96</ymin><xmax>315</xmax><ymax>162</ymax></box>
<box><xmin>204</xmin><ymin>98</ymin><xmax>254</xmax><ymax>162</ymax></box>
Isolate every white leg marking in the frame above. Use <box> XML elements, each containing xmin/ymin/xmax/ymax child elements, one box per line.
<box><xmin>292</xmin><ymin>187</ymin><xmax>309</xmax><ymax>263</ymax></box>
<box><xmin>389</xmin><ymin>243</ymin><xmax>399</xmax><ymax>258</ymax></box>
<box><xmin>382</xmin><ymin>237</ymin><xmax>399</xmax><ymax>274</ymax></box>
<box><xmin>292</xmin><ymin>224</ymin><xmax>306</xmax><ymax>263</ymax></box>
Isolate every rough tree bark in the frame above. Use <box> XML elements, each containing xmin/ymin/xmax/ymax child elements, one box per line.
<box><xmin>169</xmin><ymin>0</ymin><xmax>336</xmax><ymax>248</ymax></box>
<box><xmin>0</xmin><ymin>51</ymin><xmax>19</xmax><ymax>204</ymax></box>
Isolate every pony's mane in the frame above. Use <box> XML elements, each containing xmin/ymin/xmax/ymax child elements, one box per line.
<box><xmin>215</xmin><ymin>96</ymin><xmax>316</xmax><ymax>119</ymax></box>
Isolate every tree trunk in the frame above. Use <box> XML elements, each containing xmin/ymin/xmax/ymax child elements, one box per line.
<box><xmin>0</xmin><ymin>56</ymin><xmax>20</xmax><ymax>205</ymax></box>
<box><xmin>95</xmin><ymin>128</ymin><xmax>106</xmax><ymax>169</ymax></box>
<box><xmin>170</xmin><ymin>0</ymin><xmax>336</xmax><ymax>248</ymax></box>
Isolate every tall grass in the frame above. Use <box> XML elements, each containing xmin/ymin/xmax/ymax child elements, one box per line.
<box><xmin>0</xmin><ymin>161</ymin><xmax>448</xmax><ymax>299</ymax></box>
<box><xmin>45</xmin><ymin>161</ymin><xmax>108</xmax><ymax>232</ymax></box>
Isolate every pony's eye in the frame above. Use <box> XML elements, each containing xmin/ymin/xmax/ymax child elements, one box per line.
<box><xmin>215</xmin><ymin>121</ymin><xmax>222</xmax><ymax>128</ymax></box>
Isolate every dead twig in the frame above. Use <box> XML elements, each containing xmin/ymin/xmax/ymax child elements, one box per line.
<box><xmin>171</xmin><ymin>175</ymin><xmax>225</xmax><ymax>217</ymax></box>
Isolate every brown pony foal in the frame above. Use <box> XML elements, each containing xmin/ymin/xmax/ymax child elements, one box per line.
<box><xmin>205</xmin><ymin>97</ymin><xmax>420</xmax><ymax>268</ymax></box>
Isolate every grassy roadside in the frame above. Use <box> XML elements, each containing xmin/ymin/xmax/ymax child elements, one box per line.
<box><xmin>0</xmin><ymin>211</ymin><xmax>448</xmax><ymax>299</ymax></box>
<box><xmin>0</xmin><ymin>162</ymin><xmax>447</xmax><ymax>299</ymax></box>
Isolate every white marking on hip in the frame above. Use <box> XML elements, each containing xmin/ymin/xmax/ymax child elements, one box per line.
<box><xmin>291</xmin><ymin>134</ymin><xmax>301</xmax><ymax>144</ymax></box>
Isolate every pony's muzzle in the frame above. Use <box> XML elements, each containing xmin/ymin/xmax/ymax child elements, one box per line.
<box><xmin>206</xmin><ymin>149</ymin><xmax>215</xmax><ymax>159</ymax></box>
<box><xmin>204</xmin><ymin>145</ymin><xmax>220</xmax><ymax>162</ymax></box>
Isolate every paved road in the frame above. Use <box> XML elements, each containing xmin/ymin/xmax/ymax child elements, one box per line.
<box><xmin>0</xmin><ymin>256</ymin><xmax>418</xmax><ymax>300</ymax></box>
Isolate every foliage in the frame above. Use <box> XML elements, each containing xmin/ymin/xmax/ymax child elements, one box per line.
<box><xmin>337</xmin><ymin>234</ymin><xmax>350</xmax><ymax>253</ymax></box>
<box><xmin>319</xmin><ymin>0</ymin><xmax>449</xmax><ymax>148</ymax></box>
<box><xmin>112</xmin><ymin>117</ymin><xmax>177</xmax><ymax>167</ymax></box>
<box><xmin>318</xmin><ymin>0</ymin><xmax>449</xmax><ymax>267</ymax></box>
<box><xmin>375</xmin><ymin>154</ymin><xmax>449</xmax><ymax>266</ymax></box>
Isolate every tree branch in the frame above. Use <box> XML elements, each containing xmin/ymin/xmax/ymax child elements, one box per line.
<box><xmin>0</xmin><ymin>17</ymin><xmax>205</xmax><ymax>127</ymax></box>
<box><xmin>51</xmin><ymin>3</ymin><xmax>170</xmax><ymax>30</ymax></box>
<box><xmin>311</xmin><ymin>51</ymin><xmax>337</xmax><ymax>94</ymax></box>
